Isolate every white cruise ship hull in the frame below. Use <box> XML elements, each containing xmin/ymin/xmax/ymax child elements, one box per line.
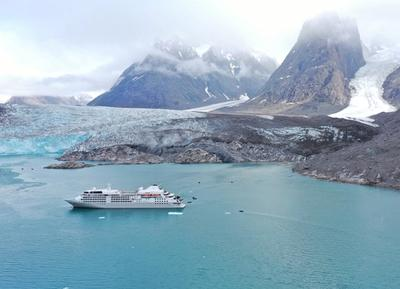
<box><xmin>66</xmin><ymin>199</ymin><xmax>186</xmax><ymax>209</ymax></box>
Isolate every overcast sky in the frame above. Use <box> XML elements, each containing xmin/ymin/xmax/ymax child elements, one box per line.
<box><xmin>0</xmin><ymin>0</ymin><xmax>399</xmax><ymax>102</ymax></box>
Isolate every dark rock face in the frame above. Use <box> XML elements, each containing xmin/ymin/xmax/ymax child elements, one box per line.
<box><xmin>88</xmin><ymin>40</ymin><xmax>276</xmax><ymax>109</ymax></box>
<box><xmin>239</xmin><ymin>13</ymin><xmax>365</xmax><ymax>115</ymax></box>
<box><xmin>60</xmin><ymin>114</ymin><xmax>377</xmax><ymax>166</ymax></box>
<box><xmin>44</xmin><ymin>161</ymin><xmax>94</xmax><ymax>169</ymax></box>
<box><xmin>202</xmin><ymin>48</ymin><xmax>277</xmax><ymax>97</ymax></box>
<box><xmin>0</xmin><ymin>105</ymin><xmax>9</xmax><ymax>123</ymax></box>
<box><xmin>59</xmin><ymin>145</ymin><xmax>163</xmax><ymax>164</ymax></box>
<box><xmin>0</xmin><ymin>105</ymin><xmax>5</xmax><ymax>116</ymax></box>
<box><xmin>174</xmin><ymin>148</ymin><xmax>222</xmax><ymax>164</ymax></box>
<box><xmin>383</xmin><ymin>66</ymin><xmax>400</xmax><ymax>107</ymax></box>
<box><xmin>294</xmin><ymin>110</ymin><xmax>400</xmax><ymax>189</ymax></box>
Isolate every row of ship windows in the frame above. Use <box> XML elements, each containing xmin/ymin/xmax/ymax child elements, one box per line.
<box><xmin>83</xmin><ymin>198</ymin><xmax>168</xmax><ymax>201</ymax></box>
<box><xmin>82</xmin><ymin>197</ymin><xmax>168</xmax><ymax>202</ymax></box>
<box><xmin>83</xmin><ymin>200</ymin><xmax>168</xmax><ymax>204</ymax></box>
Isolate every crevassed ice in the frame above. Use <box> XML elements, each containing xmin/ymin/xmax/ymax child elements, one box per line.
<box><xmin>0</xmin><ymin>135</ymin><xmax>88</xmax><ymax>156</ymax></box>
<box><xmin>331</xmin><ymin>46</ymin><xmax>400</xmax><ymax>120</ymax></box>
<box><xmin>0</xmin><ymin>105</ymin><xmax>204</xmax><ymax>155</ymax></box>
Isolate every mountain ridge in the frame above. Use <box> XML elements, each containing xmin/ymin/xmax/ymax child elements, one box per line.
<box><xmin>88</xmin><ymin>40</ymin><xmax>277</xmax><ymax>109</ymax></box>
<box><xmin>232</xmin><ymin>13</ymin><xmax>366</xmax><ymax>116</ymax></box>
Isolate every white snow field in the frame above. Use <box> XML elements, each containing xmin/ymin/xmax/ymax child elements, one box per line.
<box><xmin>187</xmin><ymin>94</ymin><xmax>250</xmax><ymax>112</ymax></box>
<box><xmin>331</xmin><ymin>47</ymin><xmax>400</xmax><ymax>121</ymax></box>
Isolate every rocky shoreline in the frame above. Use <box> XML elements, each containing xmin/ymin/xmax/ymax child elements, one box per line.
<box><xmin>44</xmin><ymin>161</ymin><xmax>94</xmax><ymax>169</ymax></box>
<box><xmin>293</xmin><ymin>111</ymin><xmax>400</xmax><ymax>190</ymax></box>
<box><xmin>56</xmin><ymin>112</ymin><xmax>399</xmax><ymax>189</ymax></box>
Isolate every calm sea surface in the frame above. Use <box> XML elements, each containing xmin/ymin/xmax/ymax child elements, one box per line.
<box><xmin>1</xmin><ymin>156</ymin><xmax>400</xmax><ymax>289</ymax></box>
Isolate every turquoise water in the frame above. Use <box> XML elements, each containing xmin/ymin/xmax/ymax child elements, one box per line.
<box><xmin>1</xmin><ymin>156</ymin><xmax>400</xmax><ymax>289</ymax></box>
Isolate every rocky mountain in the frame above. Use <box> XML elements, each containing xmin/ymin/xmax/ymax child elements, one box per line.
<box><xmin>294</xmin><ymin>110</ymin><xmax>400</xmax><ymax>189</ymax></box>
<box><xmin>237</xmin><ymin>13</ymin><xmax>366</xmax><ymax>115</ymax></box>
<box><xmin>88</xmin><ymin>40</ymin><xmax>276</xmax><ymax>109</ymax></box>
<box><xmin>383</xmin><ymin>66</ymin><xmax>400</xmax><ymax>107</ymax></box>
<box><xmin>7</xmin><ymin>95</ymin><xmax>90</xmax><ymax>106</ymax></box>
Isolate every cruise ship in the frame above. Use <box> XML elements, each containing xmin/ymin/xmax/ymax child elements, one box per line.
<box><xmin>65</xmin><ymin>185</ymin><xmax>185</xmax><ymax>209</ymax></box>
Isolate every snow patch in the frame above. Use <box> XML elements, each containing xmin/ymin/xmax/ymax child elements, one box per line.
<box><xmin>257</xmin><ymin>115</ymin><xmax>274</xmax><ymax>120</ymax></box>
<box><xmin>195</xmin><ymin>44</ymin><xmax>210</xmax><ymax>57</ymax></box>
<box><xmin>229</xmin><ymin>62</ymin><xmax>239</xmax><ymax>76</ymax></box>
<box><xmin>131</xmin><ymin>75</ymin><xmax>144</xmax><ymax>82</ymax></box>
<box><xmin>204</xmin><ymin>86</ymin><xmax>216</xmax><ymax>102</ymax></box>
<box><xmin>188</xmin><ymin>94</ymin><xmax>250</xmax><ymax>112</ymax></box>
<box><xmin>338</xmin><ymin>117</ymin><xmax>379</xmax><ymax>127</ymax></box>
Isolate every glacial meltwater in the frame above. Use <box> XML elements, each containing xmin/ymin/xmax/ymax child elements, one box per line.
<box><xmin>1</xmin><ymin>156</ymin><xmax>400</xmax><ymax>289</ymax></box>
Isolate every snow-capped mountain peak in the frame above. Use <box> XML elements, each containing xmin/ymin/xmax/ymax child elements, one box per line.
<box><xmin>88</xmin><ymin>40</ymin><xmax>276</xmax><ymax>110</ymax></box>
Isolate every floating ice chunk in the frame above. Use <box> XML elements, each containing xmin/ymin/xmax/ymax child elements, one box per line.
<box><xmin>98</xmin><ymin>216</ymin><xmax>106</xmax><ymax>219</ymax></box>
<box><xmin>168</xmin><ymin>212</ymin><xmax>183</xmax><ymax>215</ymax></box>
<box><xmin>224</xmin><ymin>211</ymin><xmax>231</xmax><ymax>215</ymax></box>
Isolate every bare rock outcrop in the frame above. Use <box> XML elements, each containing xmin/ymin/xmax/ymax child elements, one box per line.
<box><xmin>383</xmin><ymin>66</ymin><xmax>400</xmax><ymax>107</ymax></box>
<box><xmin>294</xmin><ymin>110</ymin><xmax>400</xmax><ymax>189</ymax></box>
<box><xmin>174</xmin><ymin>148</ymin><xmax>222</xmax><ymax>164</ymax></box>
<box><xmin>44</xmin><ymin>161</ymin><xmax>94</xmax><ymax>169</ymax></box>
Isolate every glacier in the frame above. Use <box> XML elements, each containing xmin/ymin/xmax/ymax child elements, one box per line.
<box><xmin>0</xmin><ymin>105</ymin><xmax>204</xmax><ymax>156</ymax></box>
<box><xmin>0</xmin><ymin>103</ymin><xmax>376</xmax><ymax>164</ymax></box>
<box><xmin>0</xmin><ymin>135</ymin><xmax>88</xmax><ymax>156</ymax></box>
<box><xmin>331</xmin><ymin>46</ymin><xmax>400</xmax><ymax>120</ymax></box>
<box><xmin>186</xmin><ymin>94</ymin><xmax>250</xmax><ymax>112</ymax></box>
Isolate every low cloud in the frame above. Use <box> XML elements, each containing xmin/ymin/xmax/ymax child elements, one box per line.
<box><xmin>0</xmin><ymin>0</ymin><xmax>400</xmax><ymax>101</ymax></box>
<box><xmin>176</xmin><ymin>59</ymin><xmax>226</xmax><ymax>77</ymax></box>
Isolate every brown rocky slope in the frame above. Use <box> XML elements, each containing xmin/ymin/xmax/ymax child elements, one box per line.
<box><xmin>294</xmin><ymin>111</ymin><xmax>400</xmax><ymax>189</ymax></box>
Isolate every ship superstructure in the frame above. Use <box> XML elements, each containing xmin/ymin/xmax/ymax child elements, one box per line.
<box><xmin>66</xmin><ymin>185</ymin><xmax>185</xmax><ymax>209</ymax></box>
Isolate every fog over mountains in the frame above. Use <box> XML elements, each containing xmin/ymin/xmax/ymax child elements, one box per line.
<box><xmin>5</xmin><ymin>12</ymin><xmax>400</xmax><ymax>120</ymax></box>
<box><xmin>236</xmin><ymin>13</ymin><xmax>366</xmax><ymax>115</ymax></box>
<box><xmin>87</xmin><ymin>13</ymin><xmax>400</xmax><ymax>119</ymax></box>
<box><xmin>88</xmin><ymin>40</ymin><xmax>277</xmax><ymax>109</ymax></box>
